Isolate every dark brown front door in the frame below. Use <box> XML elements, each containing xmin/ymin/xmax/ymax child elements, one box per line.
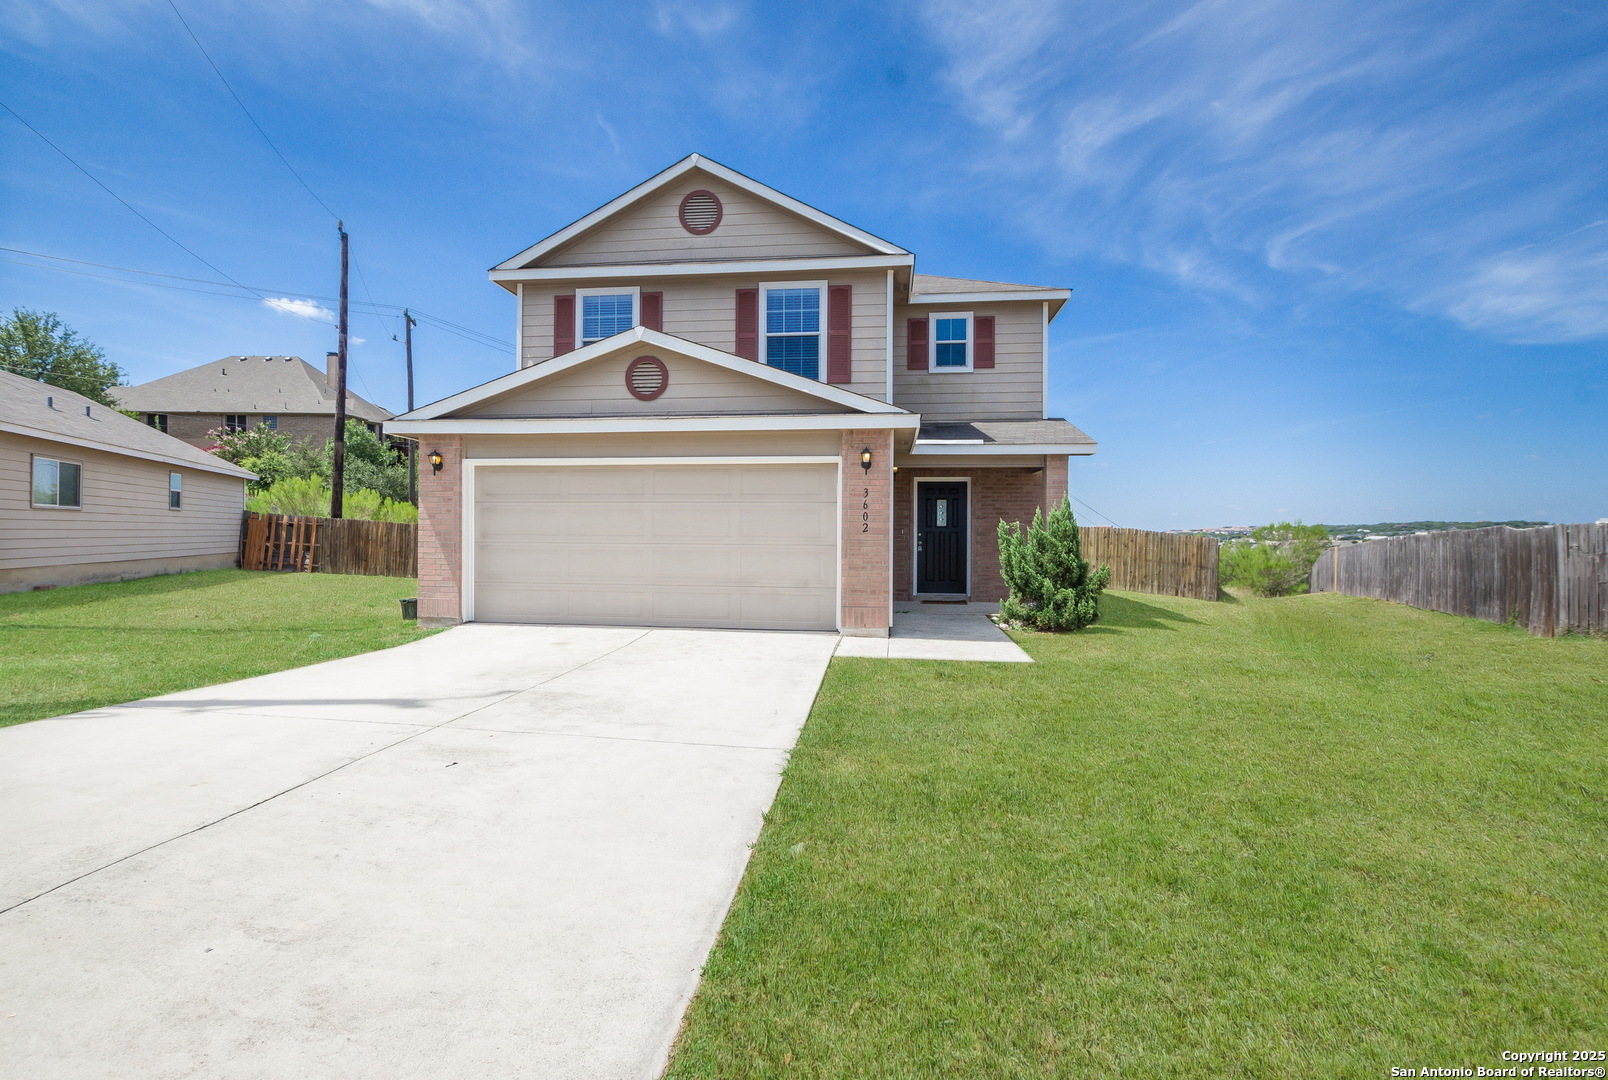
<box><xmin>917</xmin><ymin>482</ymin><xmax>967</xmax><ymax>594</ymax></box>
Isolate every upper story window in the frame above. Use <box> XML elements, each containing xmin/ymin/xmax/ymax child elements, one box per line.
<box><xmin>261</xmin><ymin>415</ymin><xmax>279</xmax><ymax>430</ymax></box>
<box><xmin>32</xmin><ymin>456</ymin><xmax>82</xmax><ymax>509</ymax></box>
<box><xmin>145</xmin><ymin>413</ymin><xmax>168</xmax><ymax>433</ymax></box>
<box><xmin>931</xmin><ymin>312</ymin><xmax>973</xmax><ymax>371</ymax></box>
<box><xmin>224</xmin><ymin>414</ymin><xmax>247</xmax><ymax>431</ymax></box>
<box><xmin>760</xmin><ymin>280</ymin><xmax>826</xmax><ymax>380</ymax></box>
<box><xmin>577</xmin><ymin>286</ymin><xmax>640</xmax><ymax>345</ymax></box>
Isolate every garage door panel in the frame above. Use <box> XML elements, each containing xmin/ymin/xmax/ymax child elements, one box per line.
<box><xmin>473</xmin><ymin>464</ymin><xmax>838</xmax><ymax>631</ymax></box>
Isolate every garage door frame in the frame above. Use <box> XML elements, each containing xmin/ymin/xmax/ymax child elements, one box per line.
<box><xmin>462</xmin><ymin>455</ymin><xmax>843</xmax><ymax>629</ymax></box>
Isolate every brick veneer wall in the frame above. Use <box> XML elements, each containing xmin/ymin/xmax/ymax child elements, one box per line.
<box><xmin>894</xmin><ymin>456</ymin><xmax>1072</xmax><ymax>602</ymax></box>
<box><xmin>417</xmin><ymin>435</ymin><xmax>464</xmax><ymax>625</ymax></box>
<box><xmin>840</xmin><ymin>429</ymin><xmax>894</xmax><ymax>635</ymax></box>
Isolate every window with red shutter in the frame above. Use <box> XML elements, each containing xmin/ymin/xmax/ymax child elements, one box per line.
<box><xmin>827</xmin><ymin>284</ymin><xmax>852</xmax><ymax>383</ymax></box>
<box><xmin>553</xmin><ymin>294</ymin><xmax>575</xmax><ymax>356</ymax></box>
<box><xmin>907</xmin><ymin>317</ymin><xmax>929</xmax><ymax>370</ymax></box>
<box><xmin>735</xmin><ymin>288</ymin><xmax>758</xmax><ymax>360</ymax></box>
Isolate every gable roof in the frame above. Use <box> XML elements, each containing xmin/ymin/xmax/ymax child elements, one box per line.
<box><xmin>492</xmin><ymin>154</ymin><xmax>910</xmax><ymax>272</ymax></box>
<box><xmin>399</xmin><ymin>326</ymin><xmax>910</xmax><ymax>421</ymax></box>
<box><xmin>110</xmin><ymin>356</ymin><xmax>392</xmax><ymax>422</ymax></box>
<box><xmin>0</xmin><ymin>368</ymin><xmax>255</xmax><ymax>478</ymax></box>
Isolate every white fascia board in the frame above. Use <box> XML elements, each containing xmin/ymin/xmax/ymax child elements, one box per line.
<box><xmin>490</xmin><ymin>253</ymin><xmax>913</xmax><ymax>288</ymax></box>
<box><xmin>387</xmin><ymin>413</ymin><xmax>923</xmax><ymax>436</ymax></box>
<box><xmin>908</xmin><ymin>289</ymin><xmax>1071</xmax><ymax>305</ymax></box>
<box><xmin>0</xmin><ymin>421</ymin><xmax>257</xmax><ymax>479</ymax></box>
<box><xmin>399</xmin><ymin>326</ymin><xmax>910</xmax><ymax>420</ymax></box>
<box><xmin>909</xmin><ymin>440</ymin><xmax>1098</xmax><ymax>456</ymax></box>
<box><xmin>492</xmin><ymin>154</ymin><xmax>909</xmax><ymax>272</ymax></box>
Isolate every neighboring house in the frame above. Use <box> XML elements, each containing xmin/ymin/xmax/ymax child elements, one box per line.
<box><xmin>0</xmin><ymin>368</ymin><xmax>255</xmax><ymax>593</ymax></box>
<box><xmin>389</xmin><ymin>154</ymin><xmax>1097</xmax><ymax>634</ymax></box>
<box><xmin>111</xmin><ymin>354</ymin><xmax>392</xmax><ymax>448</ymax></box>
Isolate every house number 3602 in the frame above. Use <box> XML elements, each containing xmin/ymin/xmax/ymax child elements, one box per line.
<box><xmin>862</xmin><ymin>487</ymin><xmax>870</xmax><ymax>533</ymax></box>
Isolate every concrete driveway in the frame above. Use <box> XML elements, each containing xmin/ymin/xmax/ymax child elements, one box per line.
<box><xmin>0</xmin><ymin>624</ymin><xmax>837</xmax><ymax>1079</ymax></box>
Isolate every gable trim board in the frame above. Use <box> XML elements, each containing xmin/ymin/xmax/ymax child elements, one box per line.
<box><xmin>491</xmin><ymin>253</ymin><xmax>914</xmax><ymax>288</ymax></box>
<box><xmin>493</xmin><ymin>154</ymin><xmax>909</xmax><ymax>273</ymax></box>
<box><xmin>389</xmin><ymin>414</ymin><xmax>921</xmax><ymax>436</ymax></box>
<box><xmin>398</xmin><ymin>326</ymin><xmax>910</xmax><ymax>421</ymax></box>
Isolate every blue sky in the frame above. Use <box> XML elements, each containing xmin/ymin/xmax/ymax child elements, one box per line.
<box><xmin>3</xmin><ymin>0</ymin><xmax>1604</xmax><ymax>529</ymax></box>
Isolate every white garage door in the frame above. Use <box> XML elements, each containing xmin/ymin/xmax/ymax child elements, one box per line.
<box><xmin>472</xmin><ymin>462</ymin><xmax>839</xmax><ymax>631</ymax></box>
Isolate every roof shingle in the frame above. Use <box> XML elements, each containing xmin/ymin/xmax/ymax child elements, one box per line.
<box><xmin>110</xmin><ymin>356</ymin><xmax>392</xmax><ymax>422</ymax></box>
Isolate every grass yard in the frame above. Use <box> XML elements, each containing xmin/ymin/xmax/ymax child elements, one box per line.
<box><xmin>667</xmin><ymin>591</ymin><xmax>1608</xmax><ymax>1078</ymax></box>
<box><xmin>1</xmin><ymin>569</ymin><xmax>432</xmax><ymax>727</ymax></box>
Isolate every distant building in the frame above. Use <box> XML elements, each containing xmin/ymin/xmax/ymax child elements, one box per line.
<box><xmin>111</xmin><ymin>354</ymin><xmax>392</xmax><ymax>448</ymax></box>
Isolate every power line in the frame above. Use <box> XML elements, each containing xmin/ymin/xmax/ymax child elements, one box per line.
<box><xmin>164</xmin><ymin>0</ymin><xmax>338</xmax><ymax>221</ymax></box>
<box><xmin>0</xmin><ymin>98</ymin><xmax>268</xmax><ymax>301</ymax></box>
<box><xmin>1068</xmin><ymin>494</ymin><xmax>1119</xmax><ymax>528</ymax></box>
<box><xmin>1</xmin><ymin>248</ymin><xmax>513</xmax><ymax>351</ymax></box>
<box><xmin>164</xmin><ymin>2</ymin><xmax>394</xmax><ymax>346</ymax></box>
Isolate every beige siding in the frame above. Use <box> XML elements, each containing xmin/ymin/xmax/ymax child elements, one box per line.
<box><xmin>892</xmin><ymin>301</ymin><xmax>1046</xmax><ymax>420</ymax></box>
<box><xmin>464</xmin><ymin>430</ymin><xmax>840</xmax><ymax>458</ymax></box>
<box><xmin>519</xmin><ymin>270</ymin><xmax>890</xmax><ymax>403</ymax></box>
<box><xmin>0</xmin><ymin>433</ymin><xmax>245</xmax><ymax>570</ymax></box>
<box><xmin>538</xmin><ymin>173</ymin><xmax>871</xmax><ymax>267</ymax></box>
<box><xmin>463</xmin><ymin>347</ymin><xmax>850</xmax><ymax>419</ymax></box>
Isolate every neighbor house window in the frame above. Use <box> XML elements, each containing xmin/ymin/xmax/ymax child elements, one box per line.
<box><xmin>31</xmin><ymin>456</ymin><xmax>82</xmax><ymax>509</ymax></box>
<box><xmin>261</xmin><ymin>415</ymin><xmax>278</xmax><ymax>430</ymax></box>
<box><xmin>931</xmin><ymin>312</ymin><xmax>972</xmax><ymax>370</ymax></box>
<box><xmin>760</xmin><ymin>280</ymin><xmax>826</xmax><ymax>380</ymax></box>
<box><xmin>145</xmin><ymin>413</ymin><xmax>169</xmax><ymax>433</ymax></box>
<box><xmin>576</xmin><ymin>286</ymin><xmax>640</xmax><ymax>345</ymax></box>
<box><xmin>224</xmin><ymin>414</ymin><xmax>247</xmax><ymax>431</ymax></box>
<box><xmin>169</xmin><ymin>472</ymin><xmax>183</xmax><ymax>510</ymax></box>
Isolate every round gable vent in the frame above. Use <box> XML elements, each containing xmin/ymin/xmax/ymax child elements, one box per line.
<box><xmin>626</xmin><ymin>355</ymin><xmax>669</xmax><ymax>400</ymax></box>
<box><xmin>678</xmin><ymin>190</ymin><xmax>722</xmax><ymax>235</ymax></box>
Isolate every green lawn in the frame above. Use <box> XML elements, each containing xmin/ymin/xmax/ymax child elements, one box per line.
<box><xmin>667</xmin><ymin>591</ymin><xmax>1608</xmax><ymax>1079</ymax></box>
<box><xmin>1</xmin><ymin>569</ymin><xmax>432</xmax><ymax>727</ymax></box>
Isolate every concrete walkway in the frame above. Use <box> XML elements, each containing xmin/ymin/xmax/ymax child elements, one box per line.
<box><xmin>836</xmin><ymin>602</ymin><xmax>1033</xmax><ymax>663</ymax></box>
<box><xmin>0</xmin><ymin>624</ymin><xmax>837</xmax><ymax>1080</ymax></box>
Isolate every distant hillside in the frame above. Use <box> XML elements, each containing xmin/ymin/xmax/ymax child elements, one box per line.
<box><xmin>1321</xmin><ymin>521</ymin><xmax>1550</xmax><ymax>541</ymax></box>
<box><xmin>1180</xmin><ymin>521</ymin><xmax>1551</xmax><ymax>542</ymax></box>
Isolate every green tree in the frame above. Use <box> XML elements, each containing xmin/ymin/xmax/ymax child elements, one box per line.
<box><xmin>0</xmin><ymin>308</ymin><xmax>125</xmax><ymax>407</ymax></box>
<box><xmin>208</xmin><ymin>423</ymin><xmax>326</xmax><ymax>493</ymax></box>
<box><xmin>997</xmin><ymin>497</ymin><xmax>1111</xmax><ymax>631</ymax></box>
<box><xmin>1220</xmin><ymin>520</ymin><xmax>1332</xmax><ymax>596</ymax></box>
<box><xmin>336</xmin><ymin>420</ymin><xmax>409</xmax><ymax>503</ymax></box>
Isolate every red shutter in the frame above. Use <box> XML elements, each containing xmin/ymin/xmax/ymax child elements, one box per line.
<box><xmin>907</xmin><ymin>317</ymin><xmax>929</xmax><ymax>370</ymax></box>
<box><xmin>735</xmin><ymin>288</ymin><xmax>758</xmax><ymax>360</ymax></box>
<box><xmin>974</xmin><ymin>315</ymin><xmax>995</xmax><ymax>369</ymax></box>
<box><xmin>553</xmin><ymin>294</ymin><xmax>575</xmax><ymax>356</ymax></box>
<box><xmin>827</xmin><ymin>284</ymin><xmax>852</xmax><ymax>383</ymax></box>
<box><xmin>640</xmin><ymin>291</ymin><xmax>663</xmax><ymax>332</ymax></box>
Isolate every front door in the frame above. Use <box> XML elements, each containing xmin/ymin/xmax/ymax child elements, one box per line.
<box><xmin>916</xmin><ymin>482</ymin><xmax>967</xmax><ymax>594</ymax></box>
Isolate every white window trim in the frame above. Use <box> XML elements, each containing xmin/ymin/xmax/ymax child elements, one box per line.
<box><xmin>30</xmin><ymin>454</ymin><xmax>82</xmax><ymax>510</ymax></box>
<box><xmin>758</xmin><ymin>279</ymin><xmax>828</xmax><ymax>381</ymax></box>
<box><xmin>169</xmin><ymin>471</ymin><xmax>183</xmax><ymax>511</ymax></box>
<box><xmin>928</xmin><ymin>311</ymin><xmax>974</xmax><ymax>373</ymax></box>
<box><xmin>575</xmin><ymin>285</ymin><xmax>641</xmax><ymax>345</ymax></box>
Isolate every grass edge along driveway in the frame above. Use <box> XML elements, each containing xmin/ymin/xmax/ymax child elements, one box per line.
<box><xmin>2</xmin><ymin>569</ymin><xmax>433</xmax><ymax>727</ymax></box>
<box><xmin>666</xmin><ymin>591</ymin><xmax>1608</xmax><ymax>1079</ymax></box>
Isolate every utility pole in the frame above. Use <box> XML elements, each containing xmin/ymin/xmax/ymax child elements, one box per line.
<box><xmin>404</xmin><ymin>308</ymin><xmax>417</xmax><ymax>505</ymax></box>
<box><xmin>331</xmin><ymin>221</ymin><xmax>349</xmax><ymax>519</ymax></box>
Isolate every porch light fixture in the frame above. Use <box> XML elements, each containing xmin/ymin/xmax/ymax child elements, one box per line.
<box><xmin>860</xmin><ymin>447</ymin><xmax>873</xmax><ymax>471</ymax></box>
<box><xmin>428</xmin><ymin>449</ymin><xmax>444</xmax><ymax>474</ymax></box>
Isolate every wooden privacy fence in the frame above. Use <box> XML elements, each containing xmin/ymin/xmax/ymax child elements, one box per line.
<box><xmin>241</xmin><ymin>512</ymin><xmax>417</xmax><ymax>578</ymax></box>
<box><xmin>1079</xmin><ymin>526</ymin><xmax>1220</xmax><ymax>601</ymax></box>
<box><xmin>1307</xmin><ymin>524</ymin><xmax>1607</xmax><ymax>637</ymax></box>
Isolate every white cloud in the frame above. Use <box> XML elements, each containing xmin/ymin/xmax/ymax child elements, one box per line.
<box><xmin>262</xmin><ymin>296</ymin><xmax>335</xmax><ymax>322</ymax></box>
<box><xmin>914</xmin><ymin>0</ymin><xmax>1608</xmax><ymax>343</ymax></box>
<box><xmin>652</xmin><ymin>0</ymin><xmax>743</xmax><ymax>40</ymax></box>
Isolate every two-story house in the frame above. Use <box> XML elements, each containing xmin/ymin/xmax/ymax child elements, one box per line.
<box><xmin>388</xmin><ymin>155</ymin><xmax>1096</xmax><ymax>635</ymax></box>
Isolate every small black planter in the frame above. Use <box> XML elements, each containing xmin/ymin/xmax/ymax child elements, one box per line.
<box><xmin>400</xmin><ymin>598</ymin><xmax>418</xmax><ymax>620</ymax></box>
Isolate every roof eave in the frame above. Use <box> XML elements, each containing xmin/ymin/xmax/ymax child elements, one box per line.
<box><xmin>0</xmin><ymin>420</ymin><xmax>258</xmax><ymax>478</ymax></box>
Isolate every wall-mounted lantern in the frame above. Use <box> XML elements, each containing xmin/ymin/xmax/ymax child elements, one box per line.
<box><xmin>860</xmin><ymin>447</ymin><xmax>873</xmax><ymax>472</ymax></box>
<box><xmin>428</xmin><ymin>450</ymin><xmax>444</xmax><ymax>474</ymax></box>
